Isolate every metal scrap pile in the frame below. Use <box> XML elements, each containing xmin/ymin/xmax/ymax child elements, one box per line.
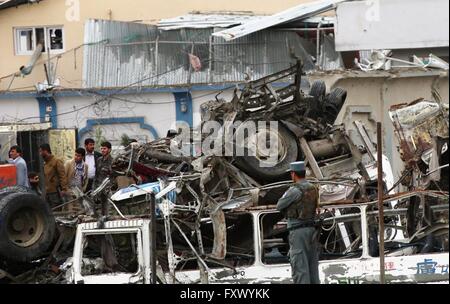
<box><xmin>56</xmin><ymin>62</ymin><xmax>410</xmax><ymax>282</ymax></box>
<box><xmin>1</xmin><ymin>62</ymin><xmax>448</xmax><ymax>284</ymax></box>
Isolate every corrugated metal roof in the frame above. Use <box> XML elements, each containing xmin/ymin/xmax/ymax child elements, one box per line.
<box><xmin>83</xmin><ymin>19</ymin><xmax>315</xmax><ymax>89</ymax></box>
<box><xmin>158</xmin><ymin>13</ymin><xmax>334</xmax><ymax>30</ymax></box>
<box><xmin>158</xmin><ymin>13</ymin><xmax>266</xmax><ymax>30</ymax></box>
<box><xmin>212</xmin><ymin>0</ymin><xmax>346</xmax><ymax>41</ymax></box>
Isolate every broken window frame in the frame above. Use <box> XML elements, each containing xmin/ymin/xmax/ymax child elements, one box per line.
<box><xmin>174</xmin><ymin>212</ymin><xmax>256</xmax><ymax>272</ymax></box>
<box><xmin>14</xmin><ymin>26</ymin><xmax>65</xmax><ymax>56</ymax></box>
<box><xmin>259</xmin><ymin>212</ymin><xmax>290</xmax><ymax>265</ymax></box>
<box><xmin>73</xmin><ymin>227</ymin><xmax>147</xmax><ymax>284</ymax></box>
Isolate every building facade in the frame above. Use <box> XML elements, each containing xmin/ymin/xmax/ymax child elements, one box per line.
<box><xmin>0</xmin><ymin>0</ymin><xmax>313</xmax><ymax>91</ymax></box>
<box><xmin>0</xmin><ymin>0</ymin><xmax>448</xmax><ymax>184</ymax></box>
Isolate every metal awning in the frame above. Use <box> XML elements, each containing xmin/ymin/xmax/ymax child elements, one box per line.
<box><xmin>0</xmin><ymin>122</ymin><xmax>51</xmax><ymax>132</ymax></box>
<box><xmin>212</xmin><ymin>0</ymin><xmax>348</xmax><ymax>41</ymax></box>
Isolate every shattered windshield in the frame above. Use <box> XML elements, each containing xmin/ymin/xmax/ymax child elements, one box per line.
<box><xmin>81</xmin><ymin>233</ymin><xmax>139</xmax><ymax>276</ymax></box>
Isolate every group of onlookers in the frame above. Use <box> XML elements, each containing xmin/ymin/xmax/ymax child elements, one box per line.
<box><xmin>5</xmin><ymin>138</ymin><xmax>113</xmax><ymax>208</ymax></box>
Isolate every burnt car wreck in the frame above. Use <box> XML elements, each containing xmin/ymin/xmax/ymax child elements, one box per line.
<box><xmin>0</xmin><ymin>63</ymin><xmax>448</xmax><ymax>284</ymax></box>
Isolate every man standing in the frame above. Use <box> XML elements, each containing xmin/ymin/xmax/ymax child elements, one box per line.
<box><xmin>84</xmin><ymin>138</ymin><xmax>101</xmax><ymax>192</ymax></box>
<box><xmin>94</xmin><ymin>141</ymin><xmax>113</xmax><ymax>216</ymax></box>
<box><xmin>276</xmin><ymin>161</ymin><xmax>320</xmax><ymax>284</ymax></box>
<box><xmin>39</xmin><ymin>143</ymin><xmax>68</xmax><ymax>208</ymax></box>
<box><xmin>8</xmin><ymin>145</ymin><xmax>30</xmax><ymax>187</ymax></box>
<box><xmin>65</xmin><ymin>147</ymin><xmax>89</xmax><ymax>193</ymax></box>
<box><xmin>94</xmin><ymin>141</ymin><xmax>113</xmax><ymax>188</ymax></box>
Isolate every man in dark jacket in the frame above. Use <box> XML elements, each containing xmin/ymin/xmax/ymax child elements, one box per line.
<box><xmin>84</xmin><ymin>138</ymin><xmax>102</xmax><ymax>192</ymax></box>
<box><xmin>94</xmin><ymin>141</ymin><xmax>113</xmax><ymax>188</ymax></box>
<box><xmin>94</xmin><ymin>141</ymin><xmax>113</xmax><ymax>216</ymax></box>
<box><xmin>276</xmin><ymin>161</ymin><xmax>320</xmax><ymax>284</ymax></box>
<box><xmin>39</xmin><ymin>143</ymin><xmax>68</xmax><ymax>208</ymax></box>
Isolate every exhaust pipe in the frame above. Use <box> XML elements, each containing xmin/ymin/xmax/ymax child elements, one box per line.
<box><xmin>19</xmin><ymin>43</ymin><xmax>43</xmax><ymax>76</ymax></box>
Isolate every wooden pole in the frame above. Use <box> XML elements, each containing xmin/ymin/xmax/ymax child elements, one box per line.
<box><xmin>377</xmin><ymin>122</ymin><xmax>386</xmax><ymax>284</ymax></box>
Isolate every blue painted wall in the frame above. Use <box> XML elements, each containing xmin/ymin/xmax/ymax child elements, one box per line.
<box><xmin>78</xmin><ymin>117</ymin><xmax>159</xmax><ymax>142</ymax></box>
<box><xmin>36</xmin><ymin>96</ymin><xmax>57</xmax><ymax>128</ymax></box>
<box><xmin>173</xmin><ymin>91</ymin><xmax>193</xmax><ymax>127</ymax></box>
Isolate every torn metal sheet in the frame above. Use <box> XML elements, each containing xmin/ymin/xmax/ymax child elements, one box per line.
<box><xmin>158</xmin><ymin>13</ymin><xmax>265</xmax><ymax>30</ymax></box>
<box><xmin>158</xmin><ymin>13</ymin><xmax>334</xmax><ymax>30</ymax></box>
<box><xmin>389</xmin><ymin>99</ymin><xmax>449</xmax><ymax>188</ymax></box>
<box><xmin>318</xmin><ymin>34</ymin><xmax>344</xmax><ymax>71</ymax></box>
<box><xmin>212</xmin><ymin>0</ymin><xmax>344</xmax><ymax>41</ymax></box>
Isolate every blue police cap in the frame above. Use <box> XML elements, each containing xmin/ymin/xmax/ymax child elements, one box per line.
<box><xmin>287</xmin><ymin>161</ymin><xmax>305</xmax><ymax>173</ymax></box>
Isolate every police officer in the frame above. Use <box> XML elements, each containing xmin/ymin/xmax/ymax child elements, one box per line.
<box><xmin>276</xmin><ymin>161</ymin><xmax>320</xmax><ymax>284</ymax></box>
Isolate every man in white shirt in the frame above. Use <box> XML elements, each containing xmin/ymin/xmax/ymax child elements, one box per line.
<box><xmin>84</xmin><ymin>138</ymin><xmax>101</xmax><ymax>192</ymax></box>
<box><xmin>8</xmin><ymin>145</ymin><xmax>30</xmax><ymax>188</ymax></box>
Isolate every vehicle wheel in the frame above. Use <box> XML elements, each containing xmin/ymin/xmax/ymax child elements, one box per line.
<box><xmin>234</xmin><ymin>123</ymin><xmax>299</xmax><ymax>182</ymax></box>
<box><xmin>309</xmin><ymin>80</ymin><xmax>326</xmax><ymax>99</ymax></box>
<box><xmin>0</xmin><ymin>185</ymin><xmax>32</xmax><ymax>194</ymax></box>
<box><xmin>321</xmin><ymin>88</ymin><xmax>347</xmax><ymax>124</ymax></box>
<box><xmin>322</xmin><ymin>103</ymin><xmax>341</xmax><ymax>125</ymax></box>
<box><xmin>0</xmin><ymin>185</ymin><xmax>33</xmax><ymax>201</ymax></box>
<box><xmin>326</xmin><ymin>87</ymin><xmax>347</xmax><ymax>108</ymax></box>
<box><xmin>0</xmin><ymin>193</ymin><xmax>55</xmax><ymax>262</ymax></box>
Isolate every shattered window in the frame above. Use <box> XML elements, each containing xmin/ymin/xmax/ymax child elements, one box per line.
<box><xmin>319</xmin><ymin>208</ymin><xmax>364</xmax><ymax>260</ymax></box>
<box><xmin>174</xmin><ymin>213</ymin><xmax>255</xmax><ymax>271</ymax></box>
<box><xmin>48</xmin><ymin>28</ymin><xmax>63</xmax><ymax>50</ymax></box>
<box><xmin>14</xmin><ymin>26</ymin><xmax>64</xmax><ymax>55</ymax></box>
<box><xmin>259</xmin><ymin>210</ymin><xmax>366</xmax><ymax>264</ymax></box>
<box><xmin>260</xmin><ymin>212</ymin><xmax>290</xmax><ymax>265</ymax></box>
<box><xmin>368</xmin><ymin>195</ymin><xmax>449</xmax><ymax>258</ymax></box>
<box><xmin>223</xmin><ymin>213</ymin><xmax>255</xmax><ymax>267</ymax></box>
<box><xmin>35</xmin><ymin>28</ymin><xmax>45</xmax><ymax>52</ymax></box>
<box><xmin>81</xmin><ymin>233</ymin><xmax>139</xmax><ymax>276</ymax></box>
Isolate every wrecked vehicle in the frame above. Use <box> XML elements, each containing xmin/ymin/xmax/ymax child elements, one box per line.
<box><xmin>0</xmin><ymin>60</ymin><xmax>394</xmax><ymax>282</ymax></box>
<box><xmin>65</xmin><ymin>190</ymin><xmax>448</xmax><ymax>284</ymax></box>
<box><xmin>389</xmin><ymin>99</ymin><xmax>449</xmax><ymax>238</ymax></box>
<box><xmin>199</xmin><ymin>60</ymin><xmax>348</xmax><ymax>183</ymax></box>
<box><xmin>1</xmin><ymin>62</ymin><xmax>448</xmax><ymax>284</ymax></box>
<box><xmin>389</xmin><ymin>98</ymin><xmax>448</xmax><ymax>192</ymax></box>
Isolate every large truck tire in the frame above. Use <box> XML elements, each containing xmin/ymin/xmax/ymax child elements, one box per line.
<box><xmin>0</xmin><ymin>185</ymin><xmax>32</xmax><ymax>195</ymax></box>
<box><xmin>326</xmin><ymin>87</ymin><xmax>347</xmax><ymax>109</ymax></box>
<box><xmin>322</xmin><ymin>87</ymin><xmax>347</xmax><ymax>124</ymax></box>
<box><xmin>0</xmin><ymin>185</ymin><xmax>33</xmax><ymax>202</ymax></box>
<box><xmin>309</xmin><ymin>80</ymin><xmax>326</xmax><ymax>99</ymax></box>
<box><xmin>0</xmin><ymin>193</ymin><xmax>55</xmax><ymax>262</ymax></box>
<box><xmin>234</xmin><ymin>123</ymin><xmax>299</xmax><ymax>183</ymax></box>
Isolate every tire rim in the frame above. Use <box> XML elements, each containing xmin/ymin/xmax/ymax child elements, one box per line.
<box><xmin>7</xmin><ymin>207</ymin><xmax>45</xmax><ymax>247</ymax></box>
<box><xmin>245</xmin><ymin>128</ymin><xmax>287</xmax><ymax>164</ymax></box>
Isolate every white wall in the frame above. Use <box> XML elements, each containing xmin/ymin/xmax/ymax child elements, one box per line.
<box><xmin>0</xmin><ymin>97</ymin><xmax>40</xmax><ymax>124</ymax></box>
<box><xmin>55</xmin><ymin>92</ymin><xmax>176</xmax><ymax>144</ymax></box>
<box><xmin>335</xmin><ymin>0</ymin><xmax>450</xmax><ymax>51</ymax></box>
<box><xmin>0</xmin><ymin>89</ymin><xmax>233</xmax><ymax>146</ymax></box>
